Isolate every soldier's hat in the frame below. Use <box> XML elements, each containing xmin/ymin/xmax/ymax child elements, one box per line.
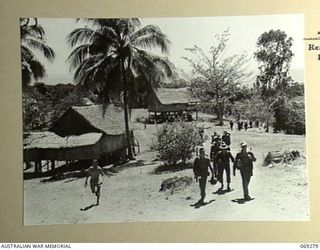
<box><xmin>240</xmin><ymin>141</ymin><xmax>247</xmax><ymax>147</ymax></box>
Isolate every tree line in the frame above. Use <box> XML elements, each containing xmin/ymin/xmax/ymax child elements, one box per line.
<box><xmin>21</xmin><ymin>18</ymin><xmax>305</xmax><ymax>151</ymax></box>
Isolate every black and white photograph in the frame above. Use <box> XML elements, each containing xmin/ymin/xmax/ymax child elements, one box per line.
<box><xmin>21</xmin><ymin>14</ymin><xmax>308</xmax><ymax>225</ymax></box>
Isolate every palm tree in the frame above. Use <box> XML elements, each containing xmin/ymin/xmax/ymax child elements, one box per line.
<box><xmin>67</xmin><ymin>18</ymin><xmax>173</xmax><ymax>159</ymax></box>
<box><xmin>20</xmin><ymin>18</ymin><xmax>55</xmax><ymax>86</ymax></box>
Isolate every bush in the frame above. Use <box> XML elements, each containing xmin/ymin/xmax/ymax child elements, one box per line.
<box><xmin>273</xmin><ymin>97</ymin><xmax>305</xmax><ymax>135</ymax></box>
<box><xmin>155</xmin><ymin>121</ymin><xmax>203</xmax><ymax>166</ymax></box>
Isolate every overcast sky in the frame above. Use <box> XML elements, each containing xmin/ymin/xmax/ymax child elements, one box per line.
<box><xmin>35</xmin><ymin>14</ymin><xmax>304</xmax><ymax>84</ymax></box>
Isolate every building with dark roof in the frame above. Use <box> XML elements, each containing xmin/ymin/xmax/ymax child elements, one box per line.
<box><xmin>23</xmin><ymin>105</ymin><xmax>134</xmax><ymax>173</ymax></box>
<box><xmin>147</xmin><ymin>87</ymin><xmax>200</xmax><ymax>122</ymax></box>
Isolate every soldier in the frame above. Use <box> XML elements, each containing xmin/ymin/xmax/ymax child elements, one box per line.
<box><xmin>193</xmin><ymin>148</ymin><xmax>214</xmax><ymax>205</ymax></box>
<box><xmin>210</xmin><ymin>135</ymin><xmax>221</xmax><ymax>178</ymax></box>
<box><xmin>214</xmin><ymin>143</ymin><xmax>234</xmax><ymax>191</ymax></box>
<box><xmin>233</xmin><ymin>141</ymin><xmax>256</xmax><ymax>200</ymax></box>
<box><xmin>244</xmin><ymin>121</ymin><xmax>248</xmax><ymax>131</ymax></box>
<box><xmin>222</xmin><ymin>131</ymin><xmax>231</xmax><ymax>147</ymax></box>
<box><xmin>85</xmin><ymin>159</ymin><xmax>104</xmax><ymax>205</ymax></box>
<box><xmin>229</xmin><ymin>120</ymin><xmax>234</xmax><ymax>131</ymax></box>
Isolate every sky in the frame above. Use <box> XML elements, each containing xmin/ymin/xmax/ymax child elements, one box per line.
<box><xmin>35</xmin><ymin>14</ymin><xmax>304</xmax><ymax>84</ymax></box>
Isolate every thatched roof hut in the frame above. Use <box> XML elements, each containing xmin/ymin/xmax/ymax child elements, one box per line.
<box><xmin>148</xmin><ymin>87</ymin><xmax>200</xmax><ymax>113</ymax></box>
<box><xmin>24</xmin><ymin>105</ymin><xmax>134</xmax><ymax>165</ymax></box>
<box><xmin>50</xmin><ymin>104</ymin><xmax>129</xmax><ymax>136</ymax></box>
<box><xmin>23</xmin><ymin>132</ymin><xmax>104</xmax><ymax>161</ymax></box>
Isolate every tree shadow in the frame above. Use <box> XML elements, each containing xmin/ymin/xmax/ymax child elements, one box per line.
<box><xmin>153</xmin><ymin>162</ymin><xmax>193</xmax><ymax>175</ymax></box>
<box><xmin>231</xmin><ymin>197</ymin><xmax>255</xmax><ymax>204</ymax></box>
<box><xmin>213</xmin><ymin>188</ymin><xmax>234</xmax><ymax>195</ymax></box>
<box><xmin>190</xmin><ymin>199</ymin><xmax>215</xmax><ymax>209</ymax></box>
<box><xmin>109</xmin><ymin>159</ymin><xmax>146</xmax><ymax>172</ymax></box>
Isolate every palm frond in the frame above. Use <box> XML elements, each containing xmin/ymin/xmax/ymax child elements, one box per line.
<box><xmin>131</xmin><ymin>49</ymin><xmax>173</xmax><ymax>87</ymax></box>
<box><xmin>67</xmin><ymin>44</ymin><xmax>91</xmax><ymax>70</ymax></box>
<box><xmin>23</xmin><ymin>37</ymin><xmax>55</xmax><ymax>61</ymax></box>
<box><xmin>130</xmin><ymin>25</ymin><xmax>170</xmax><ymax>54</ymax></box>
<box><xmin>28</xmin><ymin>58</ymin><xmax>46</xmax><ymax>80</ymax></box>
<box><xmin>21</xmin><ymin>45</ymin><xmax>35</xmax><ymax>61</ymax></box>
<box><xmin>66</xmin><ymin>27</ymin><xmax>97</xmax><ymax>47</ymax></box>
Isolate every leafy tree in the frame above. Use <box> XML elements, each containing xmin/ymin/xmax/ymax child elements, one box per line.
<box><xmin>273</xmin><ymin>84</ymin><xmax>305</xmax><ymax>134</ymax></box>
<box><xmin>183</xmin><ymin>30</ymin><xmax>252</xmax><ymax>125</ymax></box>
<box><xmin>20</xmin><ymin>18</ymin><xmax>55</xmax><ymax>86</ymax></box>
<box><xmin>67</xmin><ymin>18</ymin><xmax>173</xmax><ymax>159</ymax></box>
<box><xmin>254</xmin><ymin>29</ymin><xmax>294</xmax><ymax>132</ymax></box>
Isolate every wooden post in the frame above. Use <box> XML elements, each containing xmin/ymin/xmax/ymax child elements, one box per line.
<box><xmin>51</xmin><ymin>160</ymin><xmax>55</xmax><ymax>170</ymax></box>
<box><xmin>34</xmin><ymin>161</ymin><xmax>38</xmax><ymax>173</ymax></box>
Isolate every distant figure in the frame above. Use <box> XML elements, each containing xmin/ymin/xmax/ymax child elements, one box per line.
<box><xmin>215</xmin><ymin>143</ymin><xmax>234</xmax><ymax>191</ymax></box>
<box><xmin>255</xmin><ymin>120</ymin><xmax>259</xmax><ymax>128</ymax></box>
<box><xmin>193</xmin><ymin>148</ymin><xmax>214</xmax><ymax>205</ymax></box>
<box><xmin>222</xmin><ymin>131</ymin><xmax>231</xmax><ymax>147</ymax></box>
<box><xmin>210</xmin><ymin>135</ymin><xmax>221</xmax><ymax>178</ymax></box>
<box><xmin>244</xmin><ymin>121</ymin><xmax>248</xmax><ymax>131</ymax></box>
<box><xmin>229</xmin><ymin>120</ymin><xmax>234</xmax><ymax>131</ymax></box>
<box><xmin>249</xmin><ymin>120</ymin><xmax>253</xmax><ymax>129</ymax></box>
<box><xmin>85</xmin><ymin>159</ymin><xmax>104</xmax><ymax>205</ymax></box>
<box><xmin>237</xmin><ymin>121</ymin><xmax>241</xmax><ymax>131</ymax></box>
<box><xmin>233</xmin><ymin>141</ymin><xmax>256</xmax><ymax>200</ymax></box>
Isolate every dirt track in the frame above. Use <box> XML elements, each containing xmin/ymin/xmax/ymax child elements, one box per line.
<box><xmin>24</xmin><ymin>121</ymin><xmax>309</xmax><ymax>225</ymax></box>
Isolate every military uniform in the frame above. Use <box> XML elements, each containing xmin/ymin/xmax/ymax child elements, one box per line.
<box><xmin>234</xmin><ymin>150</ymin><xmax>256</xmax><ymax>199</ymax></box>
<box><xmin>215</xmin><ymin>150</ymin><xmax>234</xmax><ymax>188</ymax></box>
<box><xmin>210</xmin><ymin>141</ymin><xmax>221</xmax><ymax>177</ymax></box>
<box><xmin>193</xmin><ymin>156</ymin><xmax>212</xmax><ymax>203</ymax></box>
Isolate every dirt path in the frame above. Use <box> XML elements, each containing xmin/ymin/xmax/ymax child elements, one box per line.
<box><xmin>24</xmin><ymin>123</ymin><xmax>309</xmax><ymax>225</ymax></box>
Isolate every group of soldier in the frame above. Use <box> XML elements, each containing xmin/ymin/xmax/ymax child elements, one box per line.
<box><xmin>193</xmin><ymin>130</ymin><xmax>256</xmax><ymax>205</ymax></box>
<box><xmin>229</xmin><ymin>119</ymin><xmax>262</xmax><ymax>131</ymax></box>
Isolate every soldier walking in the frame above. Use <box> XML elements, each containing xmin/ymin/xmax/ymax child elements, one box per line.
<box><xmin>233</xmin><ymin>141</ymin><xmax>256</xmax><ymax>200</ymax></box>
<box><xmin>193</xmin><ymin>148</ymin><xmax>214</xmax><ymax>205</ymax></box>
<box><xmin>214</xmin><ymin>143</ymin><xmax>234</xmax><ymax>191</ymax></box>
<box><xmin>222</xmin><ymin>131</ymin><xmax>231</xmax><ymax>147</ymax></box>
<box><xmin>210</xmin><ymin>135</ymin><xmax>221</xmax><ymax>178</ymax></box>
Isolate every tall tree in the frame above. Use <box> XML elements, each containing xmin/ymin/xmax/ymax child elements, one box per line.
<box><xmin>254</xmin><ymin>29</ymin><xmax>294</xmax><ymax>132</ymax></box>
<box><xmin>20</xmin><ymin>18</ymin><xmax>55</xmax><ymax>86</ymax></box>
<box><xmin>183</xmin><ymin>31</ymin><xmax>251</xmax><ymax>125</ymax></box>
<box><xmin>67</xmin><ymin>18</ymin><xmax>173</xmax><ymax>159</ymax></box>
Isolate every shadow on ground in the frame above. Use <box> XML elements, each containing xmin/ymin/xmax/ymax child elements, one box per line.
<box><xmin>153</xmin><ymin>162</ymin><xmax>193</xmax><ymax>175</ymax></box>
<box><xmin>190</xmin><ymin>199</ymin><xmax>215</xmax><ymax>209</ymax></box>
<box><xmin>231</xmin><ymin>198</ymin><xmax>255</xmax><ymax>204</ymax></box>
<box><xmin>80</xmin><ymin>203</ymin><xmax>98</xmax><ymax>211</ymax></box>
<box><xmin>213</xmin><ymin>188</ymin><xmax>234</xmax><ymax>195</ymax></box>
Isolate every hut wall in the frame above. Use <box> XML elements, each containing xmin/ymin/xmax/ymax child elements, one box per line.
<box><xmin>149</xmin><ymin>103</ymin><xmax>196</xmax><ymax>112</ymax></box>
<box><xmin>23</xmin><ymin>149</ymin><xmax>41</xmax><ymax>162</ymax></box>
<box><xmin>51</xmin><ymin>109</ymin><xmax>99</xmax><ymax>136</ymax></box>
<box><xmin>43</xmin><ymin>144</ymin><xmax>101</xmax><ymax>161</ymax></box>
<box><xmin>101</xmin><ymin>134</ymin><xmax>127</xmax><ymax>153</ymax></box>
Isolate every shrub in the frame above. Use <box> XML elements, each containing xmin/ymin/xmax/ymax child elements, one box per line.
<box><xmin>273</xmin><ymin>97</ymin><xmax>305</xmax><ymax>135</ymax></box>
<box><xmin>155</xmin><ymin>121</ymin><xmax>203</xmax><ymax>166</ymax></box>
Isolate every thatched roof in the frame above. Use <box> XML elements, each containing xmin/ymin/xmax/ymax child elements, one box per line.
<box><xmin>55</xmin><ymin>104</ymin><xmax>131</xmax><ymax>136</ymax></box>
<box><xmin>23</xmin><ymin>132</ymin><xmax>103</xmax><ymax>150</ymax></box>
<box><xmin>153</xmin><ymin>88</ymin><xmax>200</xmax><ymax>105</ymax></box>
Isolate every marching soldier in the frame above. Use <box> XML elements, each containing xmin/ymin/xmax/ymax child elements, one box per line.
<box><xmin>193</xmin><ymin>148</ymin><xmax>214</xmax><ymax>205</ymax></box>
<box><xmin>233</xmin><ymin>141</ymin><xmax>256</xmax><ymax>200</ymax></box>
<box><xmin>214</xmin><ymin>142</ymin><xmax>234</xmax><ymax>191</ymax></box>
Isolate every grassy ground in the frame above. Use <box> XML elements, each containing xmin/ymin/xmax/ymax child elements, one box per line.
<box><xmin>24</xmin><ymin>112</ymin><xmax>309</xmax><ymax>225</ymax></box>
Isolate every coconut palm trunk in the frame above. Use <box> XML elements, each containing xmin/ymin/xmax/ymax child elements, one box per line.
<box><xmin>120</xmin><ymin>58</ymin><xmax>134</xmax><ymax>160</ymax></box>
